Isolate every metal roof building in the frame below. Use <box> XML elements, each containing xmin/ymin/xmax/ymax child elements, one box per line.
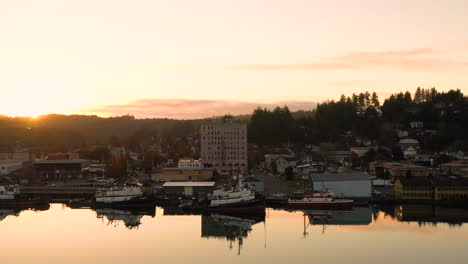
<box><xmin>163</xmin><ymin>181</ymin><xmax>215</xmax><ymax>196</ymax></box>
<box><xmin>309</xmin><ymin>173</ymin><xmax>371</xmax><ymax>199</ymax></box>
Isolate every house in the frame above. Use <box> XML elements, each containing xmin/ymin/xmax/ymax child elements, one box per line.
<box><xmin>410</xmin><ymin>121</ymin><xmax>424</xmax><ymax>129</ymax></box>
<box><xmin>440</xmin><ymin>160</ymin><xmax>468</xmax><ymax>177</ymax></box>
<box><xmin>178</xmin><ymin>158</ymin><xmax>203</xmax><ymax>169</ymax></box>
<box><xmin>403</xmin><ymin>146</ymin><xmax>417</xmax><ymax>159</ymax></box>
<box><xmin>398</xmin><ymin>138</ymin><xmax>420</xmax><ymax>150</ymax></box>
<box><xmin>264</xmin><ymin>154</ymin><xmax>295</xmax><ymax>165</ymax></box>
<box><xmin>0</xmin><ymin>160</ymin><xmax>23</xmax><ymax>176</ymax></box>
<box><xmin>275</xmin><ymin>157</ymin><xmax>298</xmax><ymax>173</ymax></box>
<box><xmin>0</xmin><ymin>149</ymin><xmax>30</xmax><ymax>162</ymax></box>
<box><xmin>325</xmin><ymin>151</ymin><xmax>352</xmax><ymax>163</ymax></box>
<box><xmin>309</xmin><ymin>173</ymin><xmax>371</xmax><ymax>200</ymax></box>
<box><xmin>350</xmin><ymin>147</ymin><xmax>371</xmax><ymax>157</ymax></box>
<box><xmin>369</xmin><ymin>161</ymin><xmax>433</xmax><ymax>181</ymax></box>
<box><xmin>397</xmin><ymin>130</ymin><xmax>409</xmax><ymax>138</ymax></box>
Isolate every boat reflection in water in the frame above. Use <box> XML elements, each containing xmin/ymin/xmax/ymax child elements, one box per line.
<box><xmin>301</xmin><ymin>206</ymin><xmax>372</xmax><ymax>236</ymax></box>
<box><xmin>0</xmin><ymin>203</ymin><xmax>51</xmax><ymax>222</ymax></box>
<box><xmin>201</xmin><ymin>213</ymin><xmax>264</xmax><ymax>255</ymax></box>
<box><xmin>94</xmin><ymin>206</ymin><xmax>156</xmax><ymax>229</ymax></box>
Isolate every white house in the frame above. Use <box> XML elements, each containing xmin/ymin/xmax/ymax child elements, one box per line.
<box><xmin>403</xmin><ymin>146</ymin><xmax>417</xmax><ymax>159</ymax></box>
<box><xmin>0</xmin><ymin>160</ymin><xmax>23</xmax><ymax>176</ymax></box>
<box><xmin>275</xmin><ymin>157</ymin><xmax>298</xmax><ymax>173</ymax></box>
<box><xmin>398</xmin><ymin>138</ymin><xmax>420</xmax><ymax>150</ymax></box>
<box><xmin>410</xmin><ymin>121</ymin><xmax>424</xmax><ymax>129</ymax></box>
<box><xmin>178</xmin><ymin>158</ymin><xmax>203</xmax><ymax>169</ymax></box>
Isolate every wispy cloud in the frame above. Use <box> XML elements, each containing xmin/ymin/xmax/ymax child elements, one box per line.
<box><xmin>77</xmin><ymin>99</ymin><xmax>317</xmax><ymax>119</ymax></box>
<box><xmin>227</xmin><ymin>47</ymin><xmax>468</xmax><ymax>71</ymax></box>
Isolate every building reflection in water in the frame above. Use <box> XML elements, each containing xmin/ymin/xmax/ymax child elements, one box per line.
<box><xmin>94</xmin><ymin>206</ymin><xmax>156</xmax><ymax>229</ymax></box>
<box><xmin>393</xmin><ymin>205</ymin><xmax>468</xmax><ymax>227</ymax></box>
<box><xmin>201</xmin><ymin>214</ymin><xmax>264</xmax><ymax>255</ymax></box>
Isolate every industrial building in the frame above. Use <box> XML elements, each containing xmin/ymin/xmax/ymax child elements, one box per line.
<box><xmin>33</xmin><ymin>159</ymin><xmax>90</xmax><ymax>180</ymax></box>
<box><xmin>308</xmin><ymin>173</ymin><xmax>371</xmax><ymax>200</ymax></box>
<box><xmin>162</xmin><ymin>181</ymin><xmax>215</xmax><ymax>196</ymax></box>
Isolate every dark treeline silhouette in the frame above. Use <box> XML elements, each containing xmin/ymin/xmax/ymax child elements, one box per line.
<box><xmin>247</xmin><ymin>88</ymin><xmax>468</xmax><ymax>152</ymax></box>
<box><xmin>0</xmin><ymin>114</ymin><xmax>205</xmax><ymax>155</ymax></box>
<box><xmin>1</xmin><ymin>88</ymin><xmax>467</xmax><ymax>155</ymax></box>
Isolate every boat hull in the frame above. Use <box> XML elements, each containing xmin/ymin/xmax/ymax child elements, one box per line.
<box><xmin>0</xmin><ymin>198</ymin><xmax>46</xmax><ymax>208</ymax></box>
<box><xmin>288</xmin><ymin>200</ymin><xmax>353</xmax><ymax>210</ymax></box>
<box><xmin>94</xmin><ymin>195</ymin><xmax>154</xmax><ymax>208</ymax></box>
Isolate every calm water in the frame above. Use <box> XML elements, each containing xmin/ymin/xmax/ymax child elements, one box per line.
<box><xmin>1</xmin><ymin>204</ymin><xmax>468</xmax><ymax>264</ymax></box>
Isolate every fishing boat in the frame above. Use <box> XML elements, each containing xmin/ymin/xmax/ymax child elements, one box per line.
<box><xmin>288</xmin><ymin>186</ymin><xmax>353</xmax><ymax>209</ymax></box>
<box><xmin>206</xmin><ymin>174</ymin><xmax>264</xmax><ymax>216</ymax></box>
<box><xmin>95</xmin><ymin>183</ymin><xmax>152</xmax><ymax>207</ymax></box>
<box><xmin>0</xmin><ymin>185</ymin><xmax>44</xmax><ymax>207</ymax></box>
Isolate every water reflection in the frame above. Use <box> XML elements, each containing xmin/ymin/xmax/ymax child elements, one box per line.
<box><xmin>0</xmin><ymin>203</ymin><xmax>50</xmax><ymax>221</ymax></box>
<box><xmin>93</xmin><ymin>205</ymin><xmax>156</xmax><ymax>229</ymax></box>
<box><xmin>377</xmin><ymin>205</ymin><xmax>468</xmax><ymax>227</ymax></box>
<box><xmin>1</xmin><ymin>204</ymin><xmax>468</xmax><ymax>264</ymax></box>
<box><xmin>201</xmin><ymin>214</ymin><xmax>264</xmax><ymax>255</ymax></box>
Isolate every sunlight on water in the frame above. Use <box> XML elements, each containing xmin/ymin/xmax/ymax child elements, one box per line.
<box><xmin>0</xmin><ymin>204</ymin><xmax>467</xmax><ymax>264</ymax></box>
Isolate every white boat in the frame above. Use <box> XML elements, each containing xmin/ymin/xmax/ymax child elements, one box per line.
<box><xmin>0</xmin><ymin>185</ymin><xmax>20</xmax><ymax>200</ymax></box>
<box><xmin>209</xmin><ymin>174</ymin><xmax>257</xmax><ymax>208</ymax></box>
<box><xmin>95</xmin><ymin>183</ymin><xmax>145</xmax><ymax>204</ymax></box>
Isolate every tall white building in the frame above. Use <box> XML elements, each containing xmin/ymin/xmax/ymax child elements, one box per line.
<box><xmin>201</xmin><ymin>120</ymin><xmax>248</xmax><ymax>172</ymax></box>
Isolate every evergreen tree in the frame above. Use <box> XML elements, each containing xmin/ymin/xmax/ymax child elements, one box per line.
<box><xmin>371</xmin><ymin>92</ymin><xmax>380</xmax><ymax>107</ymax></box>
<box><xmin>364</xmin><ymin>91</ymin><xmax>371</xmax><ymax>106</ymax></box>
<box><xmin>414</xmin><ymin>87</ymin><xmax>422</xmax><ymax>104</ymax></box>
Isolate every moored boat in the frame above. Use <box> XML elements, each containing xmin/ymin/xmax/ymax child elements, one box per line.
<box><xmin>288</xmin><ymin>186</ymin><xmax>353</xmax><ymax>209</ymax></box>
<box><xmin>0</xmin><ymin>185</ymin><xmax>45</xmax><ymax>207</ymax></box>
<box><xmin>206</xmin><ymin>174</ymin><xmax>264</xmax><ymax>216</ymax></box>
<box><xmin>95</xmin><ymin>183</ymin><xmax>153</xmax><ymax>207</ymax></box>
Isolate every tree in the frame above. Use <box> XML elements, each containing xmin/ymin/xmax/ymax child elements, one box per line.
<box><xmin>371</xmin><ymin>92</ymin><xmax>380</xmax><ymax>107</ymax></box>
<box><xmin>358</xmin><ymin>93</ymin><xmax>365</xmax><ymax>106</ymax></box>
<box><xmin>364</xmin><ymin>91</ymin><xmax>371</xmax><ymax>106</ymax></box>
<box><xmin>414</xmin><ymin>87</ymin><xmax>423</xmax><ymax>104</ymax></box>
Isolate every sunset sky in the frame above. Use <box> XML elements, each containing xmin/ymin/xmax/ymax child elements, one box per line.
<box><xmin>1</xmin><ymin>0</ymin><xmax>468</xmax><ymax>118</ymax></box>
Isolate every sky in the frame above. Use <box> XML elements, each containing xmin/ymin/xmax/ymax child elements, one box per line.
<box><xmin>1</xmin><ymin>0</ymin><xmax>468</xmax><ymax>118</ymax></box>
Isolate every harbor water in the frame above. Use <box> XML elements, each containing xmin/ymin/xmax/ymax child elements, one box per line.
<box><xmin>1</xmin><ymin>204</ymin><xmax>468</xmax><ymax>264</ymax></box>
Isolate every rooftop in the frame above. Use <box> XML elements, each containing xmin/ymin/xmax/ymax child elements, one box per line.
<box><xmin>399</xmin><ymin>138</ymin><xmax>420</xmax><ymax>144</ymax></box>
<box><xmin>309</xmin><ymin>173</ymin><xmax>371</xmax><ymax>182</ymax></box>
<box><xmin>163</xmin><ymin>181</ymin><xmax>216</xmax><ymax>187</ymax></box>
<box><xmin>34</xmin><ymin>159</ymin><xmax>88</xmax><ymax>164</ymax></box>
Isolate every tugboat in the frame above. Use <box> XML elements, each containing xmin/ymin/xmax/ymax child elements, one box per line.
<box><xmin>288</xmin><ymin>185</ymin><xmax>353</xmax><ymax>209</ymax></box>
<box><xmin>94</xmin><ymin>183</ymin><xmax>153</xmax><ymax>207</ymax></box>
<box><xmin>206</xmin><ymin>174</ymin><xmax>264</xmax><ymax>216</ymax></box>
<box><xmin>0</xmin><ymin>185</ymin><xmax>44</xmax><ymax>207</ymax></box>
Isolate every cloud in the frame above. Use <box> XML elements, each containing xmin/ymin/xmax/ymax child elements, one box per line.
<box><xmin>77</xmin><ymin>99</ymin><xmax>317</xmax><ymax>119</ymax></box>
<box><xmin>227</xmin><ymin>48</ymin><xmax>468</xmax><ymax>72</ymax></box>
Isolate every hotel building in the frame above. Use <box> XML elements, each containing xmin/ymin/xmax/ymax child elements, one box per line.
<box><xmin>201</xmin><ymin>120</ymin><xmax>248</xmax><ymax>172</ymax></box>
